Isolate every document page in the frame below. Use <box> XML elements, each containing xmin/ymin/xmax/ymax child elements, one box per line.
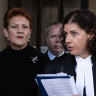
<box><xmin>41</xmin><ymin>76</ymin><xmax>77</xmax><ymax>96</ymax></box>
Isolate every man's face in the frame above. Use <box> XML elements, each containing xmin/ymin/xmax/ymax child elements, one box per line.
<box><xmin>47</xmin><ymin>25</ymin><xmax>64</xmax><ymax>56</ymax></box>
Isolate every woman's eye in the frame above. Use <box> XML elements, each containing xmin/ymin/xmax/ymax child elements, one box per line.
<box><xmin>72</xmin><ymin>32</ymin><xmax>78</xmax><ymax>36</ymax></box>
<box><xmin>23</xmin><ymin>26</ymin><xmax>29</xmax><ymax>29</ymax></box>
<box><xmin>11</xmin><ymin>26</ymin><xmax>17</xmax><ymax>28</ymax></box>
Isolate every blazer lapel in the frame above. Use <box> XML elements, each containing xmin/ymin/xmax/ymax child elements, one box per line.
<box><xmin>63</xmin><ymin>54</ymin><xmax>77</xmax><ymax>81</ymax></box>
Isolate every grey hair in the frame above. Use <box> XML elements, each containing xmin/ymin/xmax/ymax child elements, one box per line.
<box><xmin>47</xmin><ymin>22</ymin><xmax>63</xmax><ymax>36</ymax></box>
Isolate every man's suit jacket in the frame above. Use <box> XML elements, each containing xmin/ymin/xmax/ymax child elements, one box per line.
<box><xmin>44</xmin><ymin>53</ymin><xmax>72</xmax><ymax>74</ymax></box>
<box><xmin>45</xmin><ymin>53</ymin><xmax>96</xmax><ymax>95</ymax></box>
<box><xmin>44</xmin><ymin>51</ymin><xmax>66</xmax><ymax>73</ymax></box>
<box><xmin>44</xmin><ymin>52</ymin><xmax>51</xmax><ymax>62</ymax></box>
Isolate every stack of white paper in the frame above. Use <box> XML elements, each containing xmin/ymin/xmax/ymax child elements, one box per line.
<box><xmin>35</xmin><ymin>72</ymin><xmax>78</xmax><ymax>96</ymax></box>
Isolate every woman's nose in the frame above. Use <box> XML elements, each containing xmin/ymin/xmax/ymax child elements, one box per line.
<box><xmin>17</xmin><ymin>27</ymin><xmax>23</xmax><ymax>33</ymax></box>
<box><xmin>65</xmin><ymin>34</ymin><xmax>71</xmax><ymax>43</ymax></box>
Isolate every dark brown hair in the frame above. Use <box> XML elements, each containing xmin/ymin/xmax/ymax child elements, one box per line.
<box><xmin>62</xmin><ymin>10</ymin><xmax>96</xmax><ymax>55</ymax></box>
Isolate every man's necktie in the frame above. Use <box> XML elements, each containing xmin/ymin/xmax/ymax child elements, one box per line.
<box><xmin>54</xmin><ymin>56</ymin><xmax>64</xmax><ymax>72</ymax></box>
<box><xmin>53</xmin><ymin>56</ymin><xmax>58</xmax><ymax>60</ymax></box>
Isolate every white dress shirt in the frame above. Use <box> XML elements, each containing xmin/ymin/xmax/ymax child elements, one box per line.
<box><xmin>75</xmin><ymin>55</ymin><xmax>94</xmax><ymax>96</ymax></box>
<box><xmin>48</xmin><ymin>50</ymin><xmax>64</xmax><ymax>61</ymax></box>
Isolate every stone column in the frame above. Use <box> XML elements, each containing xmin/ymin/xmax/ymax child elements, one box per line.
<box><xmin>0</xmin><ymin>0</ymin><xmax>8</xmax><ymax>51</ymax></box>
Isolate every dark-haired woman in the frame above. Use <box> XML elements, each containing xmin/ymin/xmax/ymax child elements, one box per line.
<box><xmin>62</xmin><ymin>10</ymin><xmax>96</xmax><ymax>96</ymax></box>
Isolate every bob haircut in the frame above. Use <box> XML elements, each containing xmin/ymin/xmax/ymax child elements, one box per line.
<box><xmin>4</xmin><ymin>7</ymin><xmax>32</xmax><ymax>30</ymax></box>
<box><xmin>61</xmin><ymin>10</ymin><xmax>96</xmax><ymax>55</ymax></box>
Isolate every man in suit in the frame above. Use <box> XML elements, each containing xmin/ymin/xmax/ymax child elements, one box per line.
<box><xmin>45</xmin><ymin>22</ymin><xmax>64</xmax><ymax>61</ymax></box>
<box><xmin>44</xmin><ymin>22</ymin><xmax>65</xmax><ymax>73</ymax></box>
<box><xmin>37</xmin><ymin>22</ymin><xmax>65</xmax><ymax>96</ymax></box>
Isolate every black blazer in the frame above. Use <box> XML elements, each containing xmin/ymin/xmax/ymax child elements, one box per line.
<box><xmin>44</xmin><ymin>53</ymin><xmax>96</xmax><ymax>95</ymax></box>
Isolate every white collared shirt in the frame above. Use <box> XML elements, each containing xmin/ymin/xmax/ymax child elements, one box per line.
<box><xmin>48</xmin><ymin>50</ymin><xmax>64</xmax><ymax>61</ymax></box>
<box><xmin>75</xmin><ymin>55</ymin><xmax>94</xmax><ymax>96</ymax></box>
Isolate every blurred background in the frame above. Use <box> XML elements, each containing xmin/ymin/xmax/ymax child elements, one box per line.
<box><xmin>0</xmin><ymin>0</ymin><xmax>95</xmax><ymax>52</ymax></box>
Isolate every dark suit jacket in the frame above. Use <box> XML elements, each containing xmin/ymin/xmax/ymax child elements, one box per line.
<box><xmin>38</xmin><ymin>52</ymin><xmax>65</xmax><ymax>96</ymax></box>
<box><xmin>44</xmin><ymin>52</ymin><xmax>51</xmax><ymax>62</ymax></box>
<box><xmin>44</xmin><ymin>53</ymin><xmax>72</xmax><ymax>74</ymax></box>
<box><xmin>45</xmin><ymin>53</ymin><xmax>96</xmax><ymax>95</ymax></box>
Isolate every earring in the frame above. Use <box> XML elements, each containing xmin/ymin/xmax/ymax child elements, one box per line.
<box><xmin>6</xmin><ymin>38</ymin><xmax>9</xmax><ymax>42</ymax></box>
<box><xmin>28</xmin><ymin>35</ymin><xmax>30</xmax><ymax>42</ymax></box>
<box><xmin>89</xmin><ymin>38</ymin><xmax>92</xmax><ymax>41</ymax></box>
<box><xmin>28</xmin><ymin>39</ymin><xmax>30</xmax><ymax>42</ymax></box>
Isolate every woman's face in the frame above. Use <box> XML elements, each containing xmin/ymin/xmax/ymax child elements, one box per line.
<box><xmin>64</xmin><ymin>23</ymin><xmax>91</xmax><ymax>58</ymax></box>
<box><xmin>4</xmin><ymin>15</ymin><xmax>31</xmax><ymax>50</ymax></box>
